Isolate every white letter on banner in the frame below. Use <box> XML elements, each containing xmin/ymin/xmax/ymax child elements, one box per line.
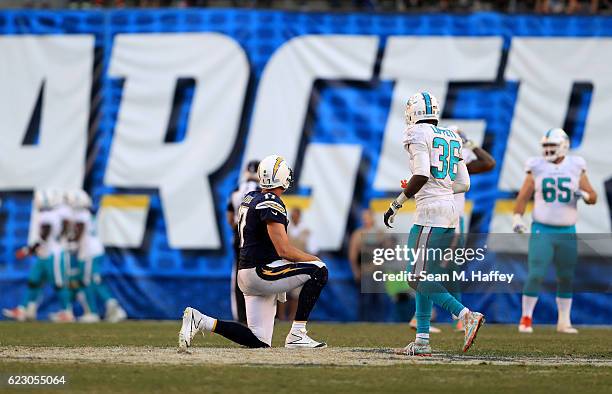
<box><xmin>374</xmin><ymin>37</ymin><xmax>502</xmax><ymax>191</ymax></box>
<box><xmin>498</xmin><ymin>38</ymin><xmax>612</xmax><ymax>233</ymax></box>
<box><xmin>0</xmin><ymin>35</ymin><xmax>92</xmax><ymax>190</ymax></box>
<box><xmin>104</xmin><ymin>33</ymin><xmax>249</xmax><ymax>248</ymax></box>
<box><xmin>300</xmin><ymin>144</ymin><xmax>363</xmax><ymax>250</ymax></box>
<box><xmin>242</xmin><ymin>35</ymin><xmax>378</xmax><ymax>250</ymax></box>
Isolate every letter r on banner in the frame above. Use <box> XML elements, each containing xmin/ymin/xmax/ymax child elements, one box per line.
<box><xmin>103</xmin><ymin>33</ymin><xmax>249</xmax><ymax>249</ymax></box>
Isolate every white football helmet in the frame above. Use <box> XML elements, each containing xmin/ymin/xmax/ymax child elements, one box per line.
<box><xmin>541</xmin><ymin>128</ymin><xmax>569</xmax><ymax>162</ymax></box>
<box><xmin>65</xmin><ymin>189</ymin><xmax>92</xmax><ymax>209</ymax></box>
<box><xmin>34</xmin><ymin>188</ymin><xmax>63</xmax><ymax>210</ymax></box>
<box><xmin>405</xmin><ymin>92</ymin><xmax>440</xmax><ymax>125</ymax></box>
<box><xmin>257</xmin><ymin>155</ymin><xmax>293</xmax><ymax>190</ymax></box>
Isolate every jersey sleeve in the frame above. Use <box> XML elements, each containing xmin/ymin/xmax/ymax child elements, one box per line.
<box><xmin>72</xmin><ymin>209</ymin><xmax>91</xmax><ymax>224</ymax></box>
<box><xmin>524</xmin><ymin>157</ymin><xmax>540</xmax><ymax>174</ymax></box>
<box><xmin>462</xmin><ymin>147</ymin><xmax>477</xmax><ymax>165</ymax></box>
<box><xmin>255</xmin><ymin>195</ymin><xmax>288</xmax><ymax>225</ymax></box>
<box><xmin>402</xmin><ymin>124</ymin><xmax>429</xmax><ymax>151</ymax></box>
<box><xmin>408</xmin><ymin>142</ymin><xmax>431</xmax><ymax>177</ymax></box>
<box><xmin>573</xmin><ymin>156</ymin><xmax>587</xmax><ymax>172</ymax></box>
<box><xmin>37</xmin><ymin>210</ymin><xmax>56</xmax><ymax>226</ymax></box>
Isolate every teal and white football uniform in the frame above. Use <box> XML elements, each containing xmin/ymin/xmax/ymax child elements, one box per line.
<box><xmin>523</xmin><ymin>155</ymin><xmax>585</xmax><ymax>299</ymax></box>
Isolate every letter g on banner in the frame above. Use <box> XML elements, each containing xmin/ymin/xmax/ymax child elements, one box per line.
<box><xmin>103</xmin><ymin>33</ymin><xmax>248</xmax><ymax>249</ymax></box>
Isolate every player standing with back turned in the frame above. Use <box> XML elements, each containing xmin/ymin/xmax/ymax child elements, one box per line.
<box><xmin>383</xmin><ymin>92</ymin><xmax>485</xmax><ymax>356</ymax></box>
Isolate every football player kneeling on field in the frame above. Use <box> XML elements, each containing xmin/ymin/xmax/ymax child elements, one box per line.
<box><xmin>178</xmin><ymin>155</ymin><xmax>328</xmax><ymax>350</ymax></box>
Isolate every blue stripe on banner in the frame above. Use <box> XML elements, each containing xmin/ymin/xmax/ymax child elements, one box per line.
<box><xmin>422</xmin><ymin>92</ymin><xmax>432</xmax><ymax>115</ymax></box>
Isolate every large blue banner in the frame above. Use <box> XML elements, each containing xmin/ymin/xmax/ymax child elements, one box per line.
<box><xmin>0</xmin><ymin>10</ymin><xmax>611</xmax><ymax>324</ymax></box>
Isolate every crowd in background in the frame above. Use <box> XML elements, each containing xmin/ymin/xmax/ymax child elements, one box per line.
<box><xmin>3</xmin><ymin>0</ymin><xmax>610</xmax><ymax>13</ymax></box>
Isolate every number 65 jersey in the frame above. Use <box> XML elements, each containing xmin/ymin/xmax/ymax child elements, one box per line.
<box><xmin>403</xmin><ymin>123</ymin><xmax>467</xmax><ymax>228</ymax></box>
<box><xmin>526</xmin><ymin>155</ymin><xmax>586</xmax><ymax>227</ymax></box>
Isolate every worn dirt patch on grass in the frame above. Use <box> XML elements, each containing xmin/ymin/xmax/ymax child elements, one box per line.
<box><xmin>2</xmin><ymin>346</ymin><xmax>611</xmax><ymax>367</ymax></box>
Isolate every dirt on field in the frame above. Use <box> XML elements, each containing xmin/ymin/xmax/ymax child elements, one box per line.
<box><xmin>2</xmin><ymin>346</ymin><xmax>611</xmax><ymax>367</ymax></box>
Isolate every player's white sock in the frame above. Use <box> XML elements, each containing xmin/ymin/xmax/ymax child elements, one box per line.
<box><xmin>25</xmin><ymin>302</ymin><xmax>37</xmax><ymax>319</ymax></box>
<box><xmin>522</xmin><ymin>295</ymin><xmax>538</xmax><ymax>318</ymax></box>
<box><xmin>291</xmin><ymin>321</ymin><xmax>306</xmax><ymax>332</ymax></box>
<box><xmin>415</xmin><ymin>333</ymin><xmax>430</xmax><ymax>344</ymax></box>
<box><xmin>457</xmin><ymin>307</ymin><xmax>469</xmax><ymax>320</ymax></box>
<box><xmin>190</xmin><ymin>308</ymin><xmax>216</xmax><ymax>332</ymax></box>
<box><xmin>556</xmin><ymin>297</ymin><xmax>572</xmax><ymax>327</ymax></box>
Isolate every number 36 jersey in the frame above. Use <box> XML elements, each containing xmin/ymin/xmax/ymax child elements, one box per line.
<box><xmin>403</xmin><ymin>123</ymin><xmax>465</xmax><ymax>228</ymax></box>
<box><xmin>526</xmin><ymin>155</ymin><xmax>586</xmax><ymax>227</ymax></box>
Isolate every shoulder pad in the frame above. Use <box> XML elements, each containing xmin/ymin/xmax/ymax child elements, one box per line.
<box><xmin>255</xmin><ymin>199</ymin><xmax>287</xmax><ymax>215</ymax></box>
<box><xmin>525</xmin><ymin>156</ymin><xmax>542</xmax><ymax>172</ymax></box>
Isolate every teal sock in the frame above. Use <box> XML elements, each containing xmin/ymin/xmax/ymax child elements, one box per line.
<box><xmin>23</xmin><ymin>286</ymin><xmax>41</xmax><ymax>306</ymax></box>
<box><xmin>83</xmin><ymin>287</ymin><xmax>99</xmax><ymax>314</ymax></box>
<box><xmin>427</xmin><ymin>290</ymin><xmax>465</xmax><ymax>318</ymax></box>
<box><xmin>451</xmin><ymin>292</ymin><xmax>462</xmax><ymax>303</ymax></box>
<box><xmin>415</xmin><ymin>293</ymin><xmax>432</xmax><ymax>335</ymax></box>
<box><xmin>57</xmin><ymin>287</ymin><xmax>71</xmax><ymax>310</ymax></box>
<box><xmin>94</xmin><ymin>283</ymin><xmax>113</xmax><ymax>304</ymax></box>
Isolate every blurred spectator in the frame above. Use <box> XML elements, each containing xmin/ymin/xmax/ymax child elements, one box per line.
<box><xmin>277</xmin><ymin>208</ymin><xmax>317</xmax><ymax>321</ymax></box>
<box><xmin>226</xmin><ymin>160</ymin><xmax>260</xmax><ymax>324</ymax></box>
<box><xmin>536</xmin><ymin>0</ymin><xmax>600</xmax><ymax>13</ymax></box>
<box><xmin>348</xmin><ymin>208</ymin><xmax>388</xmax><ymax>321</ymax></box>
<box><xmin>2</xmin><ymin>0</ymin><xmax>609</xmax><ymax>12</ymax></box>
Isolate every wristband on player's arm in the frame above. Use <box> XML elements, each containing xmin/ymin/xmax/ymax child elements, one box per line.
<box><xmin>392</xmin><ymin>191</ymin><xmax>408</xmax><ymax>210</ymax></box>
<box><xmin>576</xmin><ymin>189</ymin><xmax>591</xmax><ymax>203</ymax></box>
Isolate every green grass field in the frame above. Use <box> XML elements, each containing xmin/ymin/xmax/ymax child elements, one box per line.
<box><xmin>0</xmin><ymin>321</ymin><xmax>610</xmax><ymax>393</ymax></box>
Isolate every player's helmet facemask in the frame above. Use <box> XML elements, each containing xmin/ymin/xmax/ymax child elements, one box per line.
<box><xmin>541</xmin><ymin>128</ymin><xmax>570</xmax><ymax>162</ymax></box>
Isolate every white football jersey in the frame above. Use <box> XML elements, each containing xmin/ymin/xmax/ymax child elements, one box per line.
<box><xmin>73</xmin><ymin>208</ymin><xmax>105</xmax><ymax>260</ymax></box>
<box><xmin>403</xmin><ymin>123</ymin><xmax>465</xmax><ymax>228</ymax></box>
<box><xmin>527</xmin><ymin>155</ymin><xmax>586</xmax><ymax>227</ymax></box>
<box><xmin>36</xmin><ymin>209</ymin><xmax>62</xmax><ymax>257</ymax></box>
<box><xmin>453</xmin><ymin>147</ymin><xmax>477</xmax><ymax>219</ymax></box>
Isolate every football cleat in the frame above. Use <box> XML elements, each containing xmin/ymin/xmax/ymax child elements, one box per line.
<box><xmin>409</xmin><ymin>318</ymin><xmax>441</xmax><ymax>333</ymax></box>
<box><xmin>2</xmin><ymin>306</ymin><xmax>27</xmax><ymax>322</ymax></box>
<box><xmin>397</xmin><ymin>341</ymin><xmax>432</xmax><ymax>357</ymax></box>
<box><xmin>518</xmin><ymin>316</ymin><xmax>534</xmax><ymax>333</ymax></box>
<box><xmin>455</xmin><ymin>318</ymin><xmax>464</xmax><ymax>332</ymax></box>
<box><xmin>557</xmin><ymin>325</ymin><xmax>578</xmax><ymax>334</ymax></box>
<box><xmin>285</xmin><ymin>328</ymin><xmax>327</xmax><ymax>348</ymax></box>
<box><xmin>462</xmin><ymin>311</ymin><xmax>485</xmax><ymax>352</ymax></box>
<box><xmin>105</xmin><ymin>300</ymin><xmax>127</xmax><ymax>323</ymax></box>
<box><xmin>79</xmin><ymin>313</ymin><xmax>101</xmax><ymax>323</ymax></box>
<box><xmin>49</xmin><ymin>310</ymin><xmax>75</xmax><ymax>323</ymax></box>
<box><xmin>178</xmin><ymin>307</ymin><xmax>204</xmax><ymax>353</ymax></box>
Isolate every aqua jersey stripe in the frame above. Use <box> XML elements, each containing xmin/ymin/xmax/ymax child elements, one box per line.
<box><xmin>422</xmin><ymin>92</ymin><xmax>432</xmax><ymax>115</ymax></box>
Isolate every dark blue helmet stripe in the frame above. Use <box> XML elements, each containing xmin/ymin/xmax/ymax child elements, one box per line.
<box><xmin>422</xmin><ymin>92</ymin><xmax>432</xmax><ymax>115</ymax></box>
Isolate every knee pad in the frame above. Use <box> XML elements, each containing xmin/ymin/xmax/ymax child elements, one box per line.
<box><xmin>527</xmin><ymin>272</ymin><xmax>545</xmax><ymax>285</ymax></box>
<box><xmin>312</xmin><ymin>265</ymin><xmax>328</xmax><ymax>286</ymax></box>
